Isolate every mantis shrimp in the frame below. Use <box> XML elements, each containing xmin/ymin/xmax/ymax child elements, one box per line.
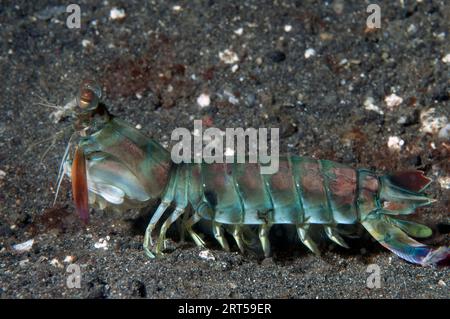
<box><xmin>59</xmin><ymin>80</ymin><xmax>448</xmax><ymax>266</ymax></box>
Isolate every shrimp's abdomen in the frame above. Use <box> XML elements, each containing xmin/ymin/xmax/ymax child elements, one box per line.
<box><xmin>191</xmin><ymin>156</ymin><xmax>360</xmax><ymax>225</ymax></box>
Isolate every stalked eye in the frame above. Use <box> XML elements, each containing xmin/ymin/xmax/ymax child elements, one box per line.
<box><xmin>77</xmin><ymin>80</ymin><xmax>102</xmax><ymax>110</ymax></box>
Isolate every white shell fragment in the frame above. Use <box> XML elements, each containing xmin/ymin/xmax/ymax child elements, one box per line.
<box><xmin>387</xmin><ymin>136</ymin><xmax>404</xmax><ymax>151</ymax></box>
<box><xmin>12</xmin><ymin>239</ymin><xmax>34</xmax><ymax>252</ymax></box>
<box><xmin>363</xmin><ymin>97</ymin><xmax>384</xmax><ymax>115</ymax></box>
<box><xmin>384</xmin><ymin>94</ymin><xmax>403</xmax><ymax>109</ymax></box>
<box><xmin>110</xmin><ymin>7</ymin><xmax>126</xmax><ymax>20</ymax></box>
<box><xmin>50</xmin><ymin>258</ymin><xmax>64</xmax><ymax>268</ymax></box>
<box><xmin>284</xmin><ymin>25</ymin><xmax>292</xmax><ymax>32</ymax></box>
<box><xmin>304</xmin><ymin>48</ymin><xmax>316</xmax><ymax>59</ymax></box>
<box><xmin>172</xmin><ymin>5</ymin><xmax>182</xmax><ymax>12</ymax></box>
<box><xmin>94</xmin><ymin>237</ymin><xmax>109</xmax><ymax>250</ymax></box>
<box><xmin>234</xmin><ymin>27</ymin><xmax>244</xmax><ymax>36</ymax></box>
<box><xmin>199</xmin><ymin>250</ymin><xmax>215</xmax><ymax>261</ymax></box>
<box><xmin>197</xmin><ymin>93</ymin><xmax>211</xmax><ymax>108</ymax></box>
<box><xmin>82</xmin><ymin>39</ymin><xmax>93</xmax><ymax>48</ymax></box>
<box><xmin>219</xmin><ymin>49</ymin><xmax>239</xmax><ymax>64</ymax></box>
<box><xmin>442</xmin><ymin>54</ymin><xmax>450</xmax><ymax>64</ymax></box>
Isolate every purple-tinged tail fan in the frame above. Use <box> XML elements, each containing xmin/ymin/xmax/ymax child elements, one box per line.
<box><xmin>361</xmin><ymin>171</ymin><xmax>449</xmax><ymax>266</ymax></box>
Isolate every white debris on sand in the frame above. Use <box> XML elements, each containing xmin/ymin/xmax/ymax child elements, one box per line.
<box><xmin>420</xmin><ymin>108</ymin><xmax>448</xmax><ymax>135</ymax></box>
<box><xmin>12</xmin><ymin>239</ymin><xmax>34</xmax><ymax>252</ymax></box>
<box><xmin>387</xmin><ymin>136</ymin><xmax>404</xmax><ymax>151</ymax></box>
<box><xmin>234</xmin><ymin>27</ymin><xmax>244</xmax><ymax>36</ymax></box>
<box><xmin>172</xmin><ymin>5</ymin><xmax>182</xmax><ymax>12</ymax></box>
<box><xmin>197</xmin><ymin>93</ymin><xmax>211</xmax><ymax>108</ymax></box>
<box><xmin>304</xmin><ymin>48</ymin><xmax>316</xmax><ymax>59</ymax></box>
<box><xmin>442</xmin><ymin>53</ymin><xmax>450</xmax><ymax>64</ymax></box>
<box><xmin>231</xmin><ymin>64</ymin><xmax>239</xmax><ymax>73</ymax></box>
<box><xmin>223</xmin><ymin>90</ymin><xmax>239</xmax><ymax>105</ymax></box>
<box><xmin>438</xmin><ymin>176</ymin><xmax>450</xmax><ymax>190</ymax></box>
<box><xmin>50</xmin><ymin>258</ymin><xmax>63</xmax><ymax>268</ymax></box>
<box><xmin>0</xmin><ymin>169</ymin><xmax>6</xmax><ymax>179</ymax></box>
<box><xmin>219</xmin><ymin>49</ymin><xmax>239</xmax><ymax>64</ymax></box>
<box><xmin>199</xmin><ymin>250</ymin><xmax>215</xmax><ymax>261</ymax></box>
<box><xmin>94</xmin><ymin>237</ymin><xmax>109</xmax><ymax>250</ymax></box>
<box><xmin>81</xmin><ymin>39</ymin><xmax>93</xmax><ymax>48</ymax></box>
<box><xmin>384</xmin><ymin>93</ymin><xmax>403</xmax><ymax>109</ymax></box>
<box><xmin>19</xmin><ymin>259</ymin><xmax>29</xmax><ymax>267</ymax></box>
<box><xmin>363</xmin><ymin>97</ymin><xmax>384</xmax><ymax>115</ymax></box>
<box><xmin>284</xmin><ymin>25</ymin><xmax>292</xmax><ymax>32</ymax></box>
<box><xmin>397</xmin><ymin>116</ymin><xmax>407</xmax><ymax>124</ymax></box>
<box><xmin>109</xmin><ymin>7</ymin><xmax>126</xmax><ymax>20</ymax></box>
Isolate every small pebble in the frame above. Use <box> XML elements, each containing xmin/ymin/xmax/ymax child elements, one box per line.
<box><xmin>267</xmin><ymin>50</ymin><xmax>286</xmax><ymax>63</ymax></box>
<box><xmin>234</xmin><ymin>27</ymin><xmax>243</xmax><ymax>35</ymax></box>
<box><xmin>50</xmin><ymin>258</ymin><xmax>63</xmax><ymax>268</ymax></box>
<box><xmin>12</xmin><ymin>239</ymin><xmax>34</xmax><ymax>252</ymax></box>
<box><xmin>197</xmin><ymin>93</ymin><xmax>211</xmax><ymax>108</ymax></box>
<box><xmin>0</xmin><ymin>169</ymin><xmax>5</xmax><ymax>179</ymax></box>
<box><xmin>245</xmin><ymin>93</ymin><xmax>256</xmax><ymax>107</ymax></box>
<box><xmin>219</xmin><ymin>49</ymin><xmax>239</xmax><ymax>64</ymax></box>
<box><xmin>231</xmin><ymin>64</ymin><xmax>239</xmax><ymax>73</ymax></box>
<box><xmin>172</xmin><ymin>5</ymin><xmax>182</xmax><ymax>12</ymax></box>
<box><xmin>397</xmin><ymin>116</ymin><xmax>407</xmax><ymax>124</ymax></box>
<box><xmin>19</xmin><ymin>259</ymin><xmax>29</xmax><ymax>267</ymax></box>
<box><xmin>387</xmin><ymin>136</ymin><xmax>404</xmax><ymax>151</ymax></box>
<box><xmin>304</xmin><ymin>48</ymin><xmax>316</xmax><ymax>59</ymax></box>
<box><xmin>110</xmin><ymin>7</ymin><xmax>126</xmax><ymax>20</ymax></box>
<box><xmin>223</xmin><ymin>90</ymin><xmax>239</xmax><ymax>105</ymax></box>
<box><xmin>284</xmin><ymin>25</ymin><xmax>292</xmax><ymax>32</ymax></box>
<box><xmin>385</xmin><ymin>94</ymin><xmax>403</xmax><ymax>109</ymax></box>
<box><xmin>364</xmin><ymin>97</ymin><xmax>384</xmax><ymax>115</ymax></box>
<box><xmin>407</xmin><ymin>24</ymin><xmax>417</xmax><ymax>34</ymax></box>
<box><xmin>442</xmin><ymin>53</ymin><xmax>450</xmax><ymax>64</ymax></box>
<box><xmin>332</xmin><ymin>0</ymin><xmax>345</xmax><ymax>14</ymax></box>
<box><xmin>81</xmin><ymin>39</ymin><xmax>93</xmax><ymax>48</ymax></box>
<box><xmin>199</xmin><ymin>250</ymin><xmax>215</xmax><ymax>261</ymax></box>
<box><xmin>94</xmin><ymin>238</ymin><xmax>109</xmax><ymax>250</ymax></box>
<box><xmin>438</xmin><ymin>280</ymin><xmax>446</xmax><ymax>287</ymax></box>
<box><xmin>35</xmin><ymin>5</ymin><xmax>66</xmax><ymax>20</ymax></box>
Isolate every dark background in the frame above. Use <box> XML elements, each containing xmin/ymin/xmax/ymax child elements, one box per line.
<box><xmin>0</xmin><ymin>0</ymin><xmax>449</xmax><ymax>298</ymax></box>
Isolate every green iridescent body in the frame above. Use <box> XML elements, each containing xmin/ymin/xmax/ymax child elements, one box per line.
<box><xmin>65</xmin><ymin>82</ymin><xmax>449</xmax><ymax>266</ymax></box>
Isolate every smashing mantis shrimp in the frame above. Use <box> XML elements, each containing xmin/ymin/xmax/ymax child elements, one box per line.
<box><xmin>56</xmin><ymin>80</ymin><xmax>448</xmax><ymax>266</ymax></box>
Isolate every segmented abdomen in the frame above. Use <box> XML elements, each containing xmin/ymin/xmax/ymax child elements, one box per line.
<box><xmin>186</xmin><ymin>156</ymin><xmax>379</xmax><ymax>225</ymax></box>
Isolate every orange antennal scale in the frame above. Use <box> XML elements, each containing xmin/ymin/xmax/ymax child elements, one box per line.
<box><xmin>71</xmin><ymin>146</ymin><xmax>89</xmax><ymax>224</ymax></box>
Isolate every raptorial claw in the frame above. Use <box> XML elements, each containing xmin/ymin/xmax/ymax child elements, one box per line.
<box><xmin>71</xmin><ymin>146</ymin><xmax>89</xmax><ymax>224</ymax></box>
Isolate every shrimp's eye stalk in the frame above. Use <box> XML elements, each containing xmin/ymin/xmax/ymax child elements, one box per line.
<box><xmin>77</xmin><ymin>80</ymin><xmax>102</xmax><ymax>110</ymax></box>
